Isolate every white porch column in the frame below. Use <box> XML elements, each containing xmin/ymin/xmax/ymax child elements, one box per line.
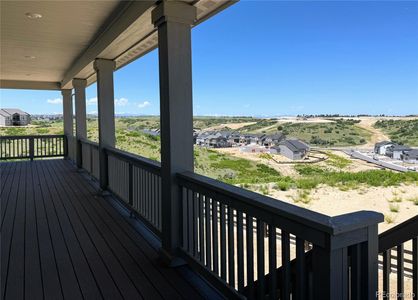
<box><xmin>152</xmin><ymin>1</ymin><xmax>196</xmax><ymax>264</ymax></box>
<box><xmin>73</xmin><ymin>79</ymin><xmax>87</xmax><ymax>168</ymax></box>
<box><xmin>62</xmin><ymin>89</ymin><xmax>73</xmax><ymax>159</ymax></box>
<box><xmin>93</xmin><ymin>58</ymin><xmax>116</xmax><ymax>190</ymax></box>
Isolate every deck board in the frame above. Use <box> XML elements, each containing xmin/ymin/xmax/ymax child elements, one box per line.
<box><xmin>1</xmin><ymin>159</ymin><xmax>209</xmax><ymax>300</ymax></box>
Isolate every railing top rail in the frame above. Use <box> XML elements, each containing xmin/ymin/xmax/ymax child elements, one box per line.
<box><xmin>379</xmin><ymin>215</ymin><xmax>418</xmax><ymax>252</ymax></box>
<box><xmin>105</xmin><ymin>146</ymin><xmax>161</xmax><ymax>175</ymax></box>
<box><xmin>79</xmin><ymin>138</ymin><xmax>99</xmax><ymax>148</ymax></box>
<box><xmin>0</xmin><ymin>134</ymin><xmax>65</xmax><ymax>139</ymax></box>
<box><xmin>178</xmin><ymin>171</ymin><xmax>383</xmax><ymax>237</ymax></box>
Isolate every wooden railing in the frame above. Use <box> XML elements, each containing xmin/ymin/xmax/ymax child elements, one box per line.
<box><xmin>79</xmin><ymin>139</ymin><xmax>100</xmax><ymax>180</ymax></box>
<box><xmin>0</xmin><ymin>135</ymin><xmax>66</xmax><ymax>160</ymax></box>
<box><xmin>177</xmin><ymin>171</ymin><xmax>383</xmax><ymax>299</ymax></box>
<box><xmin>0</xmin><ymin>134</ymin><xmax>399</xmax><ymax>298</ymax></box>
<box><xmin>105</xmin><ymin>147</ymin><xmax>162</xmax><ymax>235</ymax></box>
<box><xmin>72</xmin><ymin>135</ymin><xmax>388</xmax><ymax>299</ymax></box>
<box><xmin>379</xmin><ymin>215</ymin><xmax>418</xmax><ymax>299</ymax></box>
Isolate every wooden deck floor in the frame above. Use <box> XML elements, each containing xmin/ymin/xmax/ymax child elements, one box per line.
<box><xmin>1</xmin><ymin>159</ymin><xmax>217</xmax><ymax>300</ymax></box>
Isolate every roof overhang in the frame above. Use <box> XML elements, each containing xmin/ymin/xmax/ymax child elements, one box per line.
<box><xmin>0</xmin><ymin>0</ymin><xmax>236</xmax><ymax>91</ymax></box>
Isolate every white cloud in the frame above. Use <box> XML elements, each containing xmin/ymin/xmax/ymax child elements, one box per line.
<box><xmin>138</xmin><ymin>101</ymin><xmax>150</xmax><ymax>109</ymax></box>
<box><xmin>115</xmin><ymin>98</ymin><xmax>128</xmax><ymax>106</ymax></box>
<box><xmin>47</xmin><ymin>98</ymin><xmax>62</xmax><ymax>104</ymax></box>
<box><xmin>86</xmin><ymin>97</ymin><xmax>97</xmax><ymax>105</ymax></box>
<box><xmin>88</xmin><ymin>110</ymin><xmax>98</xmax><ymax>115</ymax></box>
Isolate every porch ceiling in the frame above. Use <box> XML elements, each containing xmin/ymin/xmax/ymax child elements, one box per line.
<box><xmin>0</xmin><ymin>0</ymin><xmax>235</xmax><ymax>91</ymax></box>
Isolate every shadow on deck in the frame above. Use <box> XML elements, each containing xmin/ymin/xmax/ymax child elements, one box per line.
<box><xmin>1</xmin><ymin>159</ymin><xmax>220</xmax><ymax>300</ymax></box>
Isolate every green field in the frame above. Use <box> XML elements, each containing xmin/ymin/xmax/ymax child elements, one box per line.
<box><xmin>373</xmin><ymin>119</ymin><xmax>418</xmax><ymax>146</ymax></box>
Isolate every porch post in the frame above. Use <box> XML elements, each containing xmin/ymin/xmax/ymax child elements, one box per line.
<box><xmin>73</xmin><ymin>79</ymin><xmax>87</xmax><ymax>168</ymax></box>
<box><xmin>152</xmin><ymin>1</ymin><xmax>196</xmax><ymax>264</ymax></box>
<box><xmin>93</xmin><ymin>58</ymin><xmax>116</xmax><ymax>191</ymax></box>
<box><xmin>62</xmin><ymin>89</ymin><xmax>73</xmax><ymax>159</ymax></box>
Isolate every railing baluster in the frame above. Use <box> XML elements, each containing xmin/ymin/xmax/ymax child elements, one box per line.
<box><xmin>228</xmin><ymin>206</ymin><xmax>235</xmax><ymax>287</ymax></box>
<box><xmin>182</xmin><ymin>187</ymin><xmax>188</xmax><ymax>249</ymax></box>
<box><xmin>237</xmin><ymin>211</ymin><xmax>244</xmax><ymax>292</ymax></box>
<box><xmin>281</xmin><ymin>230</ymin><xmax>291</xmax><ymax>300</ymax></box>
<box><xmin>199</xmin><ymin>193</ymin><xmax>205</xmax><ymax>264</ymax></box>
<box><xmin>206</xmin><ymin>196</ymin><xmax>212</xmax><ymax>269</ymax></box>
<box><xmin>256</xmin><ymin>219</ymin><xmax>265</xmax><ymax>299</ymax></box>
<box><xmin>413</xmin><ymin>237</ymin><xmax>417</xmax><ymax>300</ymax></box>
<box><xmin>188</xmin><ymin>189</ymin><xmax>194</xmax><ymax>254</ymax></box>
<box><xmin>246</xmin><ymin>215</ymin><xmax>254</xmax><ymax>299</ymax></box>
<box><xmin>383</xmin><ymin>249</ymin><xmax>391</xmax><ymax>298</ymax></box>
<box><xmin>397</xmin><ymin>244</ymin><xmax>404</xmax><ymax>299</ymax></box>
<box><xmin>268</xmin><ymin>225</ymin><xmax>277</xmax><ymax>300</ymax></box>
<box><xmin>295</xmin><ymin>237</ymin><xmax>306</xmax><ymax>300</ymax></box>
<box><xmin>350</xmin><ymin>243</ymin><xmax>362</xmax><ymax>300</ymax></box>
<box><xmin>220</xmin><ymin>203</ymin><xmax>227</xmax><ymax>280</ymax></box>
<box><xmin>193</xmin><ymin>192</ymin><xmax>199</xmax><ymax>259</ymax></box>
<box><xmin>212</xmin><ymin>200</ymin><xmax>219</xmax><ymax>275</ymax></box>
<box><xmin>30</xmin><ymin>138</ymin><xmax>34</xmax><ymax>160</ymax></box>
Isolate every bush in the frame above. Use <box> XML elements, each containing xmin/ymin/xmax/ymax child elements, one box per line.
<box><xmin>389</xmin><ymin>203</ymin><xmax>400</xmax><ymax>213</ymax></box>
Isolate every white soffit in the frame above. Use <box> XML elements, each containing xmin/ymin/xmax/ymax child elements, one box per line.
<box><xmin>0</xmin><ymin>0</ymin><xmax>123</xmax><ymax>89</ymax></box>
<box><xmin>0</xmin><ymin>0</ymin><xmax>236</xmax><ymax>90</ymax></box>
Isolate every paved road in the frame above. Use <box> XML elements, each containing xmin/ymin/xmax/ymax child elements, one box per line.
<box><xmin>345</xmin><ymin>150</ymin><xmax>413</xmax><ymax>172</ymax></box>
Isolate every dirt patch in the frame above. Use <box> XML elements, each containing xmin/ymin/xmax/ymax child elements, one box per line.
<box><xmin>203</xmin><ymin>122</ymin><xmax>258</xmax><ymax>132</ymax></box>
<box><xmin>270</xmin><ymin>184</ymin><xmax>418</xmax><ymax>233</ymax></box>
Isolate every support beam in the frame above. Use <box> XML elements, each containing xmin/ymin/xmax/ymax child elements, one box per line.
<box><xmin>0</xmin><ymin>80</ymin><xmax>61</xmax><ymax>90</ymax></box>
<box><xmin>73</xmin><ymin>79</ymin><xmax>87</xmax><ymax>168</ymax></box>
<box><xmin>152</xmin><ymin>1</ymin><xmax>196</xmax><ymax>264</ymax></box>
<box><xmin>94</xmin><ymin>58</ymin><xmax>116</xmax><ymax>190</ymax></box>
<box><xmin>62</xmin><ymin>89</ymin><xmax>73</xmax><ymax>159</ymax></box>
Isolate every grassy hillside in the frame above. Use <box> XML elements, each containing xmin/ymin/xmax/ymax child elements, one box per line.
<box><xmin>277</xmin><ymin>119</ymin><xmax>370</xmax><ymax>146</ymax></box>
<box><xmin>236</xmin><ymin>118</ymin><xmax>371</xmax><ymax>146</ymax></box>
<box><xmin>373</xmin><ymin>119</ymin><xmax>418</xmax><ymax>146</ymax></box>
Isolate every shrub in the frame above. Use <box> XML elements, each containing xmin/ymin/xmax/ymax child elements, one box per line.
<box><xmin>384</xmin><ymin>214</ymin><xmax>396</xmax><ymax>224</ymax></box>
<box><xmin>389</xmin><ymin>197</ymin><xmax>403</xmax><ymax>203</ymax></box>
<box><xmin>389</xmin><ymin>203</ymin><xmax>400</xmax><ymax>213</ymax></box>
<box><xmin>293</xmin><ymin>190</ymin><xmax>311</xmax><ymax>204</ymax></box>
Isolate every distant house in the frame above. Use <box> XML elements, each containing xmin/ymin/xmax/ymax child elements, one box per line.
<box><xmin>196</xmin><ymin>132</ymin><xmax>211</xmax><ymax>146</ymax></box>
<box><xmin>260</xmin><ymin>133</ymin><xmax>284</xmax><ymax>147</ymax></box>
<box><xmin>239</xmin><ymin>133</ymin><xmax>265</xmax><ymax>145</ymax></box>
<box><xmin>0</xmin><ymin>108</ymin><xmax>30</xmax><ymax>126</ymax></box>
<box><xmin>275</xmin><ymin>139</ymin><xmax>310</xmax><ymax>160</ymax></box>
<box><xmin>374</xmin><ymin>141</ymin><xmax>395</xmax><ymax>155</ymax></box>
<box><xmin>227</xmin><ymin>133</ymin><xmax>241</xmax><ymax>145</ymax></box>
<box><xmin>205</xmin><ymin>134</ymin><xmax>229</xmax><ymax>148</ymax></box>
<box><xmin>401</xmin><ymin>149</ymin><xmax>418</xmax><ymax>164</ymax></box>
<box><xmin>386</xmin><ymin>145</ymin><xmax>412</xmax><ymax>160</ymax></box>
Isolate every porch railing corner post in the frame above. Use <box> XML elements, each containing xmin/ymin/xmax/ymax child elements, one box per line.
<box><xmin>76</xmin><ymin>138</ymin><xmax>82</xmax><ymax>168</ymax></box>
<box><xmin>99</xmin><ymin>147</ymin><xmax>109</xmax><ymax>191</ymax></box>
<box><xmin>29</xmin><ymin>136</ymin><xmax>34</xmax><ymax>161</ymax></box>
<box><xmin>312</xmin><ymin>211</ymin><xmax>383</xmax><ymax>300</ymax></box>
<box><xmin>63</xmin><ymin>134</ymin><xmax>68</xmax><ymax>159</ymax></box>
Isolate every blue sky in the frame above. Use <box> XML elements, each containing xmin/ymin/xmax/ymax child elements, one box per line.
<box><xmin>1</xmin><ymin>1</ymin><xmax>417</xmax><ymax>116</ymax></box>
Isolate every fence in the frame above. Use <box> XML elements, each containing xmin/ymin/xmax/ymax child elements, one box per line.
<box><xmin>0</xmin><ymin>135</ymin><xmax>66</xmax><ymax>160</ymax></box>
<box><xmin>106</xmin><ymin>147</ymin><xmax>162</xmax><ymax>235</ymax></box>
<box><xmin>177</xmin><ymin>171</ymin><xmax>383</xmax><ymax>299</ymax></box>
